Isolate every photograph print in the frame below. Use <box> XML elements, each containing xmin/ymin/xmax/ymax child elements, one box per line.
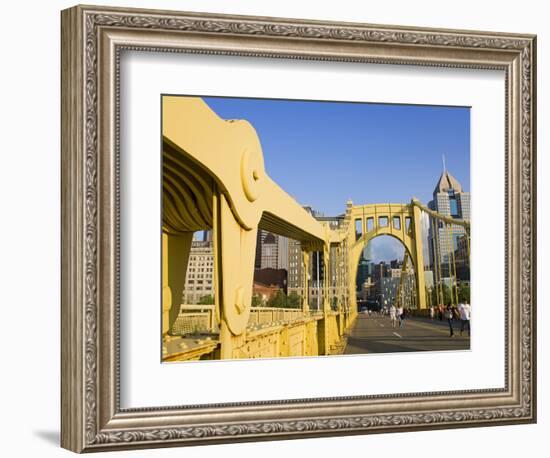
<box><xmin>161</xmin><ymin>95</ymin><xmax>471</xmax><ymax>363</ymax></box>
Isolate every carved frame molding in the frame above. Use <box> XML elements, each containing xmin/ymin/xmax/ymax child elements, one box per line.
<box><xmin>61</xmin><ymin>4</ymin><xmax>536</xmax><ymax>452</ymax></box>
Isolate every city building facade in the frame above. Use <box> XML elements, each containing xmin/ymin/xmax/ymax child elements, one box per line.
<box><xmin>182</xmin><ymin>238</ymin><xmax>215</xmax><ymax>304</ymax></box>
<box><xmin>428</xmin><ymin>168</ymin><xmax>470</xmax><ymax>278</ymax></box>
<box><xmin>379</xmin><ymin>277</ymin><xmax>400</xmax><ymax>307</ymax></box>
<box><xmin>454</xmin><ymin>235</ymin><xmax>470</xmax><ymax>281</ymax></box>
<box><xmin>260</xmin><ymin>232</ymin><xmax>279</xmax><ymax>269</ymax></box>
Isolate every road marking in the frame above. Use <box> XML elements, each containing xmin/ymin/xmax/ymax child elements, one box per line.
<box><xmin>393</xmin><ymin>332</ymin><xmax>402</xmax><ymax>338</ymax></box>
<box><xmin>379</xmin><ymin>323</ymin><xmax>384</xmax><ymax>327</ymax></box>
<box><xmin>406</xmin><ymin>319</ymin><xmax>468</xmax><ymax>338</ymax></box>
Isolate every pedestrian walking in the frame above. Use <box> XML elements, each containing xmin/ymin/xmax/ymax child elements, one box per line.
<box><xmin>444</xmin><ymin>304</ymin><xmax>454</xmax><ymax>337</ymax></box>
<box><xmin>452</xmin><ymin>306</ymin><xmax>460</xmax><ymax>321</ymax></box>
<box><xmin>458</xmin><ymin>302</ymin><xmax>471</xmax><ymax>336</ymax></box>
<box><xmin>389</xmin><ymin>304</ymin><xmax>397</xmax><ymax>328</ymax></box>
<box><xmin>397</xmin><ymin>305</ymin><xmax>404</xmax><ymax>327</ymax></box>
<box><xmin>429</xmin><ymin>305</ymin><xmax>435</xmax><ymax>320</ymax></box>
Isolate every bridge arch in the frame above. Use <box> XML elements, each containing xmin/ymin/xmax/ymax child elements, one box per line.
<box><xmin>344</xmin><ymin>202</ymin><xmax>426</xmax><ymax>312</ymax></box>
<box><xmin>353</xmin><ymin>233</ymin><xmax>417</xmax><ymax>307</ymax></box>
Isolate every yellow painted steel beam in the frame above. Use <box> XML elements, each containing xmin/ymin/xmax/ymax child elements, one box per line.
<box><xmin>395</xmin><ymin>251</ymin><xmax>410</xmax><ymax>307</ymax></box>
<box><xmin>411</xmin><ymin>198</ymin><xmax>470</xmax><ymax>230</ymax></box>
<box><xmin>163</xmin><ymin>96</ymin><xmax>327</xmax><ymax>247</ymax></box>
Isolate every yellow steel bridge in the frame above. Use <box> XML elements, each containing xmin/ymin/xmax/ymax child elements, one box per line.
<box><xmin>162</xmin><ymin>97</ymin><xmax>469</xmax><ymax>361</ymax></box>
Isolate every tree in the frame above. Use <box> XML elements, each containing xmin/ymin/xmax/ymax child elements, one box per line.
<box><xmin>197</xmin><ymin>294</ymin><xmax>214</xmax><ymax>305</ymax></box>
<box><xmin>457</xmin><ymin>283</ymin><xmax>470</xmax><ymax>303</ymax></box>
<box><xmin>287</xmin><ymin>291</ymin><xmax>302</xmax><ymax>309</ymax></box>
<box><xmin>266</xmin><ymin>290</ymin><xmax>287</xmax><ymax>308</ymax></box>
<box><xmin>431</xmin><ymin>284</ymin><xmax>453</xmax><ymax>306</ymax></box>
<box><xmin>430</xmin><ymin>287</ymin><xmax>439</xmax><ymax>305</ymax></box>
<box><xmin>251</xmin><ymin>294</ymin><xmax>263</xmax><ymax>307</ymax></box>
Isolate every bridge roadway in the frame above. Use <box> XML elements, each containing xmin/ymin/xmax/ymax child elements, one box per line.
<box><xmin>344</xmin><ymin>313</ymin><xmax>470</xmax><ymax>354</ymax></box>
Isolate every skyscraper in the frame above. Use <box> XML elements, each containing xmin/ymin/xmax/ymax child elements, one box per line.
<box><xmin>182</xmin><ymin>240</ymin><xmax>215</xmax><ymax>304</ymax></box>
<box><xmin>255</xmin><ymin>229</ymin><xmax>291</xmax><ymax>271</ymax></box>
<box><xmin>287</xmin><ymin>238</ymin><xmax>302</xmax><ymax>294</ymax></box>
<box><xmin>276</xmin><ymin>235</ymin><xmax>289</xmax><ymax>270</ymax></box>
<box><xmin>286</xmin><ymin>207</ymin><xmax>345</xmax><ymax>304</ymax></box>
<box><xmin>260</xmin><ymin>232</ymin><xmax>278</xmax><ymax>269</ymax></box>
<box><xmin>356</xmin><ymin>250</ymin><xmax>370</xmax><ymax>292</ymax></box>
<box><xmin>428</xmin><ymin>168</ymin><xmax>470</xmax><ymax>278</ymax></box>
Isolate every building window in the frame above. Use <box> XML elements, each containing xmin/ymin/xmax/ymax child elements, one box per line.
<box><xmin>452</xmin><ymin>233</ymin><xmax>461</xmax><ymax>250</ymax></box>
<box><xmin>449</xmin><ymin>197</ymin><xmax>459</xmax><ymax>217</ymax></box>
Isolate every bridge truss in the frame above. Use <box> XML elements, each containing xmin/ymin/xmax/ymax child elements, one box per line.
<box><xmin>161</xmin><ymin>96</ymin><xmax>470</xmax><ymax>361</ymax></box>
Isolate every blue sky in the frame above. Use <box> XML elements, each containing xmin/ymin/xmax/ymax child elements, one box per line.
<box><xmin>201</xmin><ymin>96</ymin><xmax>470</xmax><ymax>262</ymax></box>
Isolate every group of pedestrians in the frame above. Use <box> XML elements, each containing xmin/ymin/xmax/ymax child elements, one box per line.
<box><xmin>430</xmin><ymin>303</ymin><xmax>471</xmax><ymax>337</ymax></box>
<box><xmin>389</xmin><ymin>304</ymin><xmax>404</xmax><ymax>328</ymax></box>
<box><xmin>384</xmin><ymin>302</ymin><xmax>471</xmax><ymax>337</ymax></box>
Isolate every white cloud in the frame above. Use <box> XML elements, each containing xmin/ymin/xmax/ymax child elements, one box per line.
<box><xmin>367</xmin><ymin>236</ymin><xmax>406</xmax><ymax>263</ymax></box>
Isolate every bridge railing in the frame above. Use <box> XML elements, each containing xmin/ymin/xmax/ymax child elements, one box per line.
<box><xmin>171</xmin><ymin>304</ymin><xmax>325</xmax><ymax>336</ymax></box>
<box><xmin>248</xmin><ymin>307</ymin><xmax>309</xmax><ymax>326</ymax></box>
<box><xmin>171</xmin><ymin>304</ymin><xmax>217</xmax><ymax>335</ymax></box>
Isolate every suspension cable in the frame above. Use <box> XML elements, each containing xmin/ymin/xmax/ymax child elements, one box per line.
<box><xmin>449</xmin><ymin>224</ymin><xmax>459</xmax><ymax>305</ymax></box>
<box><xmin>438</xmin><ymin>223</ymin><xmax>445</xmax><ymax>305</ymax></box>
<box><xmin>429</xmin><ymin>215</ymin><xmax>440</xmax><ymax>306</ymax></box>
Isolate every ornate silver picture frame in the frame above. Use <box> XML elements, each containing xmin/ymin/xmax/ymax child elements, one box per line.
<box><xmin>61</xmin><ymin>4</ymin><xmax>536</xmax><ymax>452</ymax></box>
